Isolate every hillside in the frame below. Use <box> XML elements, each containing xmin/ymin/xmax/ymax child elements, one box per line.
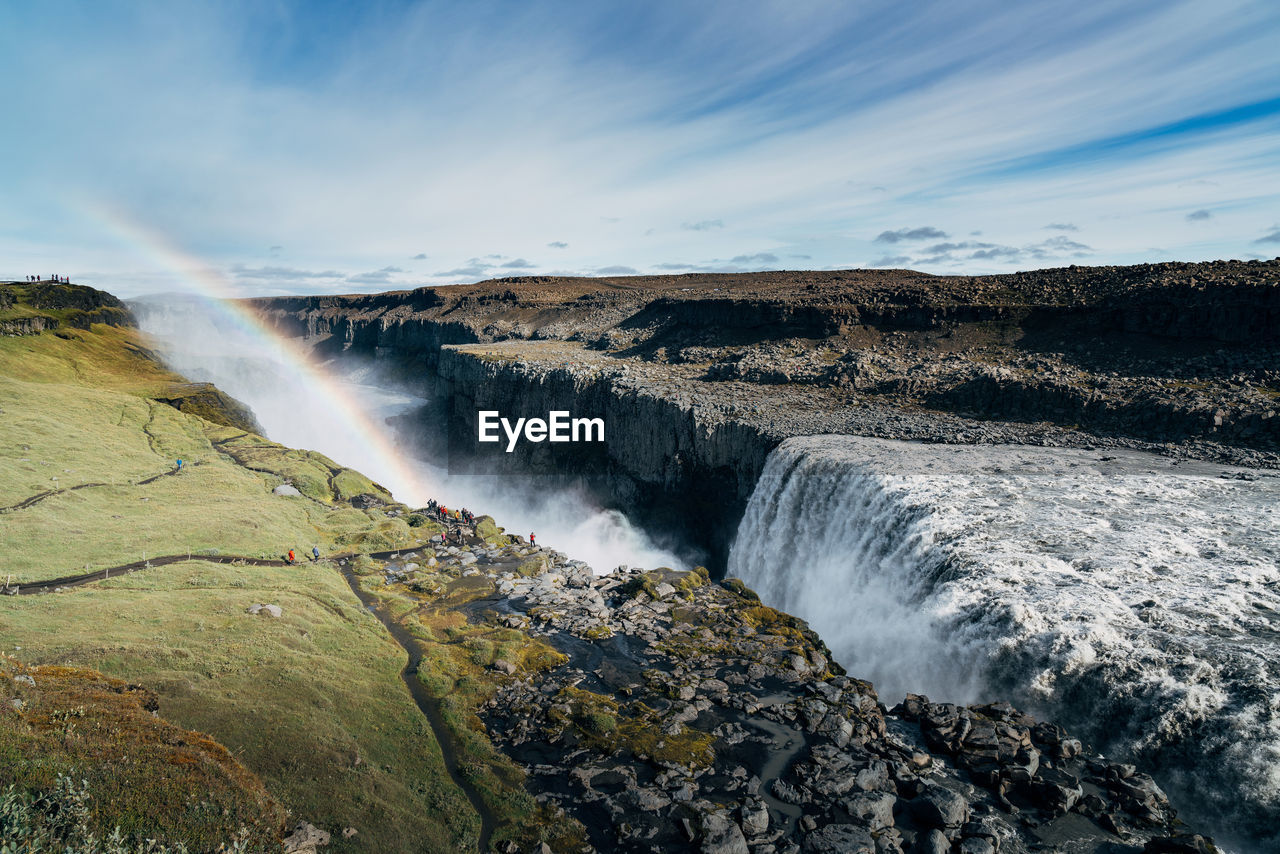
<box><xmin>0</xmin><ymin>282</ymin><xmax>479</xmax><ymax>851</ymax></box>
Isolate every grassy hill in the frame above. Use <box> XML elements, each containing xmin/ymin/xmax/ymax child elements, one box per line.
<box><xmin>0</xmin><ymin>283</ymin><xmax>476</xmax><ymax>851</ymax></box>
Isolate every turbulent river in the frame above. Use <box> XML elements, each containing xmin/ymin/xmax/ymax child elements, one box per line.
<box><xmin>728</xmin><ymin>435</ymin><xmax>1280</xmax><ymax>853</ymax></box>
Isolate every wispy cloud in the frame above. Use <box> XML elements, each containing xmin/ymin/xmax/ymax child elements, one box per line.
<box><xmin>346</xmin><ymin>266</ymin><xmax>406</xmax><ymax>284</ymax></box>
<box><xmin>874</xmin><ymin>227</ymin><xmax>948</xmax><ymax>244</ymax></box>
<box><xmin>885</xmin><ymin>234</ymin><xmax>1094</xmax><ymax>268</ymax></box>
<box><xmin>729</xmin><ymin>252</ymin><xmax>779</xmax><ymax>265</ymax></box>
<box><xmin>500</xmin><ymin>258</ymin><xmax>534</xmax><ymax>268</ymax></box>
<box><xmin>1043</xmin><ymin>223</ymin><xmax>1078</xmax><ymax>232</ymax></box>
<box><xmin>3</xmin><ymin>2</ymin><xmax>1278</xmax><ymax>295</ymax></box>
<box><xmin>1255</xmin><ymin>226</ymin><xmax>1280</xmax><ymax>245</ymax></box>
<box><xmin>595</xmin><ymin>265</ymin><xmax>638</xmax><ymax>275</ymax></box>
<box><xmin>435</xmin><ymin>260</ymin><xmax>493</xmax><ymax>280</ymax></box>
<box><xmin>230</xmin><ymin>264</ymin><xmax>343</xmax><ymax>280</ymax></box>
<box><xmin>867</xmin><ymin>255</ymin><xmax>913</xmax><ymax>268</ymax></box>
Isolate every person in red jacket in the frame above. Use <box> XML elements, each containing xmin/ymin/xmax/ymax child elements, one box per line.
<box><xmin>529</xmin><ymin>532</ymin><xmax>536</xmax><ymax>546</ymax></box>
<box><xmin>287</xmin><ymin>549</ymin><xmax>295</xmax><ymax>564</ymax></box>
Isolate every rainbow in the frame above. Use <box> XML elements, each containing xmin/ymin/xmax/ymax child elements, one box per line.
<box><xmin>86</xmin><ymin>205</ymin><xmax>434</xmax><ymax>506</ymax></box>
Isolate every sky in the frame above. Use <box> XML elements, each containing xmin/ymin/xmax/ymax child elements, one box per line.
<box><xmin>1</xmin><ymin>0</ymin><xmax>1278</xmax><ymax>298</ymax></box>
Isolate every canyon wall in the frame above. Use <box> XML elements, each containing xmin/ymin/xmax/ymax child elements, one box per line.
<box><xmin>248</xmin><ymin>261</ymin><xmax>1280</xmax><ymax>567</ymax></box>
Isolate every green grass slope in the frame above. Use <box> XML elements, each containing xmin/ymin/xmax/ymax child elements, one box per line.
<box><xmin>0</xmin><ymin>304</ymin><xmax>473</xmax><ymax>851</ymax></box>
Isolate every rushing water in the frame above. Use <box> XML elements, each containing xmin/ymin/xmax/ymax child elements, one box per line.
<box><xmin>728</xmin><ymin>435</ymin><xmax>1280</xmax><ymax>853</ymax></box>
<box><xmin>131</xmin><ymin>295</ymin><xmax>683</xmax><ymax>574</ymax></box>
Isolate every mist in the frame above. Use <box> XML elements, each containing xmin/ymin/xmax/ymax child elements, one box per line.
<box><xmin>131</xmin><ymin>294</ymin><xmax>685</xmax><ymax>574</ymax></box>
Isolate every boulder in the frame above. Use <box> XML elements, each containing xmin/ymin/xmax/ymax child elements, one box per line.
<box><xmin>911</xmin><ymin>829</ymin><xmax>950</xmax><ymax>854</ymax></box>
<box><xmin>247</xmin><ymin>603</ymin><xmax>283</xmax><ymax>618</ymax></box>
<box><xmin>1143</xmin><ymin>835</ymin><xmax>1217</xmax><ymax>854</ymax></box>
<box><xmin>699</xmin><ymin>811</ymin><xmax>749</xmax><ymax>854</ymax></box>
<box><xmin>802</xmin><ymin>824</ymin><xmax>876</xmax><ymax>854</ymax></box>
<box><xmin>283</xmin><ymin>821</ymin><xmax>330</xmax><ymax>852</ymax></box>
<box><xmin>912</xmin><ymin>785</ymin><xmax>968</xmax><ymax>829</ymax></box>
<box><xmin>958</xmin><ymin>839</ymin><xmax>994</xmax><ymax>854</ymax></box>
<box><xmin>843</xmin><ymin>791</ymin><xmax>896</xmax><ymax>831</ymax></box>
<box><xmin>273</xmin><ymin>484</ymin><xmax>302</xmax><ymax>497</ymax></box>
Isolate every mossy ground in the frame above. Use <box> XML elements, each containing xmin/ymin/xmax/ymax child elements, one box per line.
<box><xmin>0</xmin><ymin>560</ymin><xmax>477</xmax><ymax>853</ymax></box>
<box><xmin>0</xmin><ymin>320</ymin><xmax>476</xmax><ymax>851</ymax></box>
<box><xmin>0</xmin><ymin>656</ymin><xmax>284</xmax><ymax>850</ymax></box>
<box><xmin>373</xmin><ymin>564</ymin><xmax>588</xmax><ymax>850</ymax></box>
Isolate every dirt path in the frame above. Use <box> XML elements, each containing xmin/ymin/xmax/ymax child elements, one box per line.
<box><xmin>1</xmin><ymin>462</ymin><xmax>204</xmax><ymax>514</ymax></box>
<box><xmin>0</xmin><ymin>481</ymin><xmax>108</xmax><ymax>513</ymax></box>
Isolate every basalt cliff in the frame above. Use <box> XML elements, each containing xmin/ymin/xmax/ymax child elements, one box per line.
<box><xmin>248</xmin><ymin>260</ymin><xmax>1280</xmax><ymax>567</ymax></box>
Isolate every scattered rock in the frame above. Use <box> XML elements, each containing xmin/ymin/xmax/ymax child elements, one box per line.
<box><xmin>282</xmin><ymin>821</ymin><xmax>330</xmax><ymax>853</ymax></box>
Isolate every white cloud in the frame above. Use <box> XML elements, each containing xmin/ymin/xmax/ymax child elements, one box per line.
<box><xmin>2</xmin><ymin>1</ymin><xmax>1277</xmax><ymax>290</ymax></box>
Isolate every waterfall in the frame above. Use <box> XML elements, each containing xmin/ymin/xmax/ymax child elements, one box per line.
<box><xmin>726</xmin><ymin>443</ymin><xmax>985</xmax><ymax>704</ymax></box>
<box><xmin>728</xmin><ymin>435</ymin><xmax>1280</xmax><ymax>854</ymax></box>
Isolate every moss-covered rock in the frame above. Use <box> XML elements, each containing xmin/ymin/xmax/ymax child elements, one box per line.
<box><xmin>152</xmin><ymin>381</ymin><xmax>262</xmax><ymax>433</ymax></box>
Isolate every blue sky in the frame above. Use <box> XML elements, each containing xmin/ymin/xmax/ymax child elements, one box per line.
<box><xmin>2</xmin><ymin>0</ymin><xmax>1278</xmax><ymax>297</ymax></box>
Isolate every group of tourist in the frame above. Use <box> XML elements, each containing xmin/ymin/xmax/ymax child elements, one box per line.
<box><xmin>279</xmin><ymin>499</ymin><xmax>540</xmax><ymax>565</ymax></box>
<box><xmin>24</xmin><ymin>275</ymin><xmax>70</xmax><ymax>283</ymax></box>
<box><xmin>426</xmin><ymin>498</ymin><xmax>475</xmax><ymax>525</ymax></box>
<box><xmin>424</xmin><ymin>498</ymin><xmax>535</xmax><ymax>545</ymax></box>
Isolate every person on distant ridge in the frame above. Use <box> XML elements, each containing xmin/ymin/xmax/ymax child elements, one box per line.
<box><xmin>176</xmin><ymin>458</ymin><xmax>183</xmax><ymax>471</ymax></box>
<box><xmin>287</xmin><ymin>549</ymin><xmax>296</xmax><ymax>564</ymax></box>
<box><xmin>529</xmin><ymin>532</ymin><xmax>536</xmax><ymax>546</ymax></box>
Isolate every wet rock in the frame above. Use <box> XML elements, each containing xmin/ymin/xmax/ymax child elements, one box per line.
<box><xmin>772</xmin><ymin>779</ymin><xmax>804</xmax><ymax>805</ymax></box>
<box><xmin>957</xmin><ymin>838</ymin><xmax>994</xmax><ymax>854</ymax></box>
<box><xmin>843</xmin><ymin>791</ymin><xmax>897</xmax><ymax>831</ymax></box>
<box><xmin>1026</xmin><ymin>767</ymin><xmax>1082</xmax><ymax>814</ymax></box>
<box><xmin>739</xmin><ymin>799</ymin><xmax>770</xmax><ymax>837</ymax></box>
<box><xmin>911</xmin><ymin>829</ymin><xmax>950</xmax><ymax>854</ymax></box>
<box><xmin>912</xmin><ymin>785</ymin><xmax>969</xmax><ymax>829</ymax></box>
<box><xmin>699</xmin><ymin>810</ymin><xmax>749</xmax><ymax>854</ymax></box>
<box><xmin>802</xmin><ymin>823</ymin><xmax>876</xmax><ymax>854</ymax></box>
<box><xmin>1143</xmin><ymin>835</ymin><xmax>1217</xmax><ymax>854</ymax></box>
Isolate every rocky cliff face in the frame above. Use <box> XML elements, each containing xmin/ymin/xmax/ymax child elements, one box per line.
<box><xmin>250</xmin><ymin>260</ymin><xmax>1280</xmax><ymax>566</ymax></box>
<box><xmin>368</xmin><ymin>527</ymin><xmax>1216</xmax><ymax>854</ymax></box>
<box><xmin>1</xmin><ymin>281</ymin><xmax>135</xmax><ymax>334</ymax></box>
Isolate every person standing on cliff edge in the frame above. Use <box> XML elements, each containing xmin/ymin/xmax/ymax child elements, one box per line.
<box><xmin>529</xmin><ymin>532</ymin><xmax>536</xmax><ymax>546</ymax></box>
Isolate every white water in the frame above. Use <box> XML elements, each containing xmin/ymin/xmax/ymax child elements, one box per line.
<box><xmin>132</xmin><ymin>295</ymin><xmax>683</xmax><ymax>574</ymax></box>
<box><xmin>728</xmin><ymin>435</ymin><xmax>1280</xmax><ymax>852</ymax></box>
